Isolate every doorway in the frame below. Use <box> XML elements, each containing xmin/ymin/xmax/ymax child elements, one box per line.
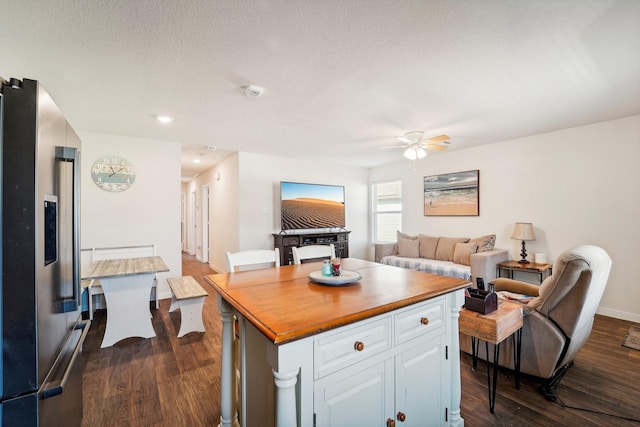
<box><xmin>190</xmin><ymin>191</ymin><xmax>197</xmax><ymax>256</ymax></box>
<box><xmin>202</xmin><ymin>185</ymin><xmax>210</xmax><ymax>263</ymax></box>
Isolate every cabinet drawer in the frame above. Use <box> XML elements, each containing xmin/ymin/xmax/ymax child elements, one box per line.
<box><xmin>314</xmin><ymin>317</ymin><xmax>391</xmax><ymax>379</ymax></box>
<box><xmin>395</xmin><ymin>297</ymin><xmax>445</xmax><ymax>345</ymax></box>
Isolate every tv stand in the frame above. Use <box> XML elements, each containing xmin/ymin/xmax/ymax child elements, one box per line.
<box><xmin>273</xmin><ymin>230</ymin><xmax>350</xmax><ymax>265</ymax></box>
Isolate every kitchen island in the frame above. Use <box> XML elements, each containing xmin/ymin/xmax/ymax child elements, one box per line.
<box><xmin>205</xmin><ymin>258</ymin><xmax>468</xmax><ymax>427</ymax></box>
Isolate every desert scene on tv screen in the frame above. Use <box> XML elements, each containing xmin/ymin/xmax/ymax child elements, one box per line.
<box><xmin>282</xmin><ymin>198</ymin><xmax>345</xmax><ymax>229</ymax></box>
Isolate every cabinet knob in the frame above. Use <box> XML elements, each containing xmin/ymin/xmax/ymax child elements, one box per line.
<box><xmin>397</xmin><ymin>412</ymin><xmax>406</xmax><ymax>422</ymax></box>
<box><xmin>354</xmin><ymin>341</ymin><xmax>365</xmax><ymax>352</ymax></box>
<box><xmin>420</xmin><ymin>317</ymin><xmax>429</xmax><ymax>325</ymax></box>
<box><xmin>386</xmin><ymin>419</ymin><xmax>396</xmax><ymax>427</ymax></box>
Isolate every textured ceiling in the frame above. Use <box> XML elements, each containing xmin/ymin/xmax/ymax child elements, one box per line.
<box><xmin>1</xmin><ymin>0</ymin><xmax>639</xmax><ymax>177</ymax></box>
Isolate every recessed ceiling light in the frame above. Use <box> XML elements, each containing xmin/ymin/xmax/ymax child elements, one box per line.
<box><xmin>193</xmin><ymin>158</ymin><xmax>201</xmax><ymax>164</ymax></box>
<box><xmin>155</xmin><ymin>115</ymin><xmax>174</xmax><ymax>124</ymax></box>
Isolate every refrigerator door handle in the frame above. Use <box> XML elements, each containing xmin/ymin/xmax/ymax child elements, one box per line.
<box><xmin>56</xmin><ymin>146</ymin><xmax>81</xmax><ymax>312</ymax></box>
<box><xmin>41</xmin><ymin>321</ymin><xmax>90</xmax><ymax>399</ymax></box>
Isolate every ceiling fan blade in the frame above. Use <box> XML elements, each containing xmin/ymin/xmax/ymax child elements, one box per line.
<box><xmin>395</xmin><ymin>136</ymin><xmax>411</xmax><ymax>144</ymax></box>
<box><xmin>425</xmin><ymin>143</ymin><xmax>448</xmax><ymax>151</ymax></box>
<box><xmin>425</xmin><ymin>134</ymin><xmax>450</xmax><ymax>144</ymax></box>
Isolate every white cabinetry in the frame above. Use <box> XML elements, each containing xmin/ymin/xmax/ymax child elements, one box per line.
<box><xmin>313</xmin><ymin>297</ymin><xmax>449</xmax><ymax>426</ymax></box>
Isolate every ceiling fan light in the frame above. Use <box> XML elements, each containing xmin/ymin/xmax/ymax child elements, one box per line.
<box><xmin>403</xmin><ymin>147</ymin><xmax>418</xmax><ymax>160</ymax></box>
<box><xmin>403</xmin><ymin>146</ymin><xmax>427</xmax><ymax>160</ymax></box>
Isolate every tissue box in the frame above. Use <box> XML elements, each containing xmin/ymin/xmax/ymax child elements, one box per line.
<box><xmin>464</xmin><ymin>288</ymin><xmax>498</xmax><ymax>314</ymax></box>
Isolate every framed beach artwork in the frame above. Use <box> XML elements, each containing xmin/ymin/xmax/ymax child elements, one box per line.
<box><xmin>424</xmin><ymin>170</ymin><xmax>479</xmax><ymax>216</ymax></box>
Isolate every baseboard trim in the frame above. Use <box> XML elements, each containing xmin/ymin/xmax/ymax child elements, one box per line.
<box><xmin>597</xmin><ymin>306</ymin><xmax>640</xmax><ymax>323</ymax></box>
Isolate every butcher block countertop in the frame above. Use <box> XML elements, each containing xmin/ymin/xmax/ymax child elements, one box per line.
<box><xmin>204</xmin><ymin>258</ymin><xmax>469</xmax><ymax>345</ymax></box>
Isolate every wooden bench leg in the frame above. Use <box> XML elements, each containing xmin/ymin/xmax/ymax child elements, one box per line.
<box><xmin>176</xmin><ymin>296</ymin><xmax>207</xmax><ymax>338</ymax></box>
<box><xmin>88</xmin><ymin>286</ymin><xmax>94</xmax><ymax>321</ymax></box>
<box><xmin>169</xmin><ymin>294</ymin><xmax>180</xmax><ymax>313</ymax></box>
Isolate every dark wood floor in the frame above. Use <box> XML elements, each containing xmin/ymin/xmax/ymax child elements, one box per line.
<box><xmin>82</xmin><ymin>253</ymin><xmax>640</xmax><ymax>426</ymax></box>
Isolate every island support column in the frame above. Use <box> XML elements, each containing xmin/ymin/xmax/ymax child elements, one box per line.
<box><xmin>273</xmin><ymin>369</ymin><xmax>299</xmax><ymax>427</ymax></box>
<box><xmin>217</xmin><ymin>295</ymin><xmax>240</xmax><ymax>427</ymax></box>
<box><xmin>449</xmin><ymin>289</ymin><xmax>465</xmax><ymax>427</ymax></box>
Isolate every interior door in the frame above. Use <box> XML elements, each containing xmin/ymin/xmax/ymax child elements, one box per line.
<box><xmin>202</xmin><ymin>185</ymin><xmax>210</xmax><ymax>263</ymax></box>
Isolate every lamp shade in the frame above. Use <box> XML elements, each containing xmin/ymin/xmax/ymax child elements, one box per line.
<box><xmin>511</xmin><ymin>222</ymin><xmax>535</xmax><ymax>241</ymax></box>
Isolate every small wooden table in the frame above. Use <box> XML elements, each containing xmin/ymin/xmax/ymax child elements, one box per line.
<box><xmin>82</xmin><ymin>256</ymin><xmax>169</xmax><ymax>348</ymax></box>
<box><xmin>458</xmin><ymin>301</ymin><xmax>523</xmax><ymax>413</ymax></box>
<box><xmin>497</xmin><ymin>261</ymin><xmax>552</xmax><ymax>284</ymax></box>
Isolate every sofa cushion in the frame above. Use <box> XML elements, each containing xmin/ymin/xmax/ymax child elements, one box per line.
<box><xmin>453</xmin><ymin>242</ymin><xmax>478</xmax><ymax>266</ymax></box>
<box><xmin>397</xmin><ymin>237</ymin><xmax>420</xmax><ymax>258</ymax></box>
<box><xmin>393</xmin><ymin>231</ymin><xmax>418</xmax><ymax>255</ymax></box>
<box><xmin>418</xmin><ymin>235</ymin><xmax>440</xmax><ymax>259</ymax></box>
<box><xmin>435</xmin><ymin>237</ymin><xmax>470</xmax><ymax>261</ymax></box>
<box><xmin>380</xmin><ymin>255</ymin><xmax>471</xmax><ymax>280</ymax></box>
<box><xmin>470</xmin><ymin>234</ymin><xmax>496</xmax><ymax>252</ymax></box>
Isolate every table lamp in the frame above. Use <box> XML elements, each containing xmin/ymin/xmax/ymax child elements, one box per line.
<box><xmin>511</xmin><ymin>222</ymin><xmax>535</xmax><ymax>264</ymax></box>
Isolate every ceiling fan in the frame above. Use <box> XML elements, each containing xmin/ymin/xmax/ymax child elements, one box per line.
<box><xmin>382</xmin><ymin>131</ymin><xmax>451</xmax><ymax>160</ymax></box>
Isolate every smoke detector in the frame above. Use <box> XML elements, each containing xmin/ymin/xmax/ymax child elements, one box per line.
<box><xmin>244</xmin><ymin>85</ymin><xmax>264</xmax><ymax>97</ymax></box>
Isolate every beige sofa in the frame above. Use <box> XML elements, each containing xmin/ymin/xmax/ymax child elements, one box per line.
<box><xmin>374</xmin><ymin>233</ymin><xmax>508</xmax><ymax>284</ymax></box>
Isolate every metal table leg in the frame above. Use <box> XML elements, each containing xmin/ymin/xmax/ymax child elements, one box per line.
<box><xmin>512</xmin><ymin>328</ymin><xmax>522</xmax><ymax>390</ymax></box>
<box><xmin>471</xmin><ymin>337</ymin><xmax>480</xmax><ymax>370</ymax></box>
<box><xmin>486</xmin><ymin>341</ymin><xmax>500</xmax><ymax>413</ymax></box>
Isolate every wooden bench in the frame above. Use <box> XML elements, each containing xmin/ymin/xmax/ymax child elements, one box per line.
<box><xmin>167</xmin><ymin>276</ymin><xmax>209</xmax><ymax>338</ymax></box>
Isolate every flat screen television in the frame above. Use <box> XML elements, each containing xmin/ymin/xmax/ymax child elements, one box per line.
<box><xmin>280</xmin><ymin>181</ymin><xmax>345</xmax><ymax>231</ymax></box>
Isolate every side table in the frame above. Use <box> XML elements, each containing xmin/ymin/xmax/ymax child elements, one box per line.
<box><xmin>458</xmin><ymin>301</ymin><xmax>523</xmax><ymax>413</ymax></box>
<box><xmin>497</xmin><ymin>261</ymin><xmax>552</xmax><ymax>284</ymax></box>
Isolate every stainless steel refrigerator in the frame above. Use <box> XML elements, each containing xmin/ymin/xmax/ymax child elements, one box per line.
<box><xmin>0</xmin><ymin>78</ymin><xmax>89</xmax><ymax>426</ymax></box>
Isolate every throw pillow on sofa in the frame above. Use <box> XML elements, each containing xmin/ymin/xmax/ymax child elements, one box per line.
<box><xmin>435</xmin><ymin>237</ymin><xmax>470</xmax><ymax>262</ymax></box>
<box><xmin>453</xmin><ymin>242</ymin><xmax>478</xmax><ymax>266</ymax></box>
<box><xmin>418</xmin><ymin>235</ymin><xmax>439</xmax><ymax>259</ymax></box>
<box><xmin>393</xmin><ymin>231</ymin><xmax>418</xmax><ymax>255</ymax></box>
<box><xmin>397</xmin><ymin>237</ymin><xmax>420</xmax><ymax>258</ymax></box>
<box><xmin>469</xmin><ymin>234</ymin><xmax>496</xmax><ymax>252</ymax></box>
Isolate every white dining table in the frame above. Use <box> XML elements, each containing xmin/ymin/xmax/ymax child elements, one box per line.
<box><xmin>82</xmin><ymin>256</ymin><xmax>169</xmax><ymax>348</ymax></box>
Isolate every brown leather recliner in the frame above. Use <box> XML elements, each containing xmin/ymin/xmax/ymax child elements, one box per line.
<box><xmin>460</xmin><ymin>245</ymin><xmax>612</xmax><ymax>393</ymax></box>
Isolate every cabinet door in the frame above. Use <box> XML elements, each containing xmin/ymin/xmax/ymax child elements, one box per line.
<box><xmin>314</xmin><ymin>358</ymin><xmax>394</xmax><ymax>427</ymax></box>
<box><xmin>395</xmin><ymin>336</ymin><xmax>445</xmax><ymax>426</ymax></box>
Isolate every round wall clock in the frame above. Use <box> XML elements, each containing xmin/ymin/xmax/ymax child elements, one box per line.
<box><xmin>91</xmin><ymin>156</ymin><xmax>136</xmax><ymax>192</ymax></box>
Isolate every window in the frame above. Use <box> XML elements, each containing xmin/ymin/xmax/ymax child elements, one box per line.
<box><xmin>372</xmin><ymin>180</ymin><xmax>402</xmax><ymax>242</ymax></box>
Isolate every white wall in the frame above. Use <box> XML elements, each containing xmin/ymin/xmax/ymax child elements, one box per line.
<box><xmin>238</xmin><ymin>152</ymin><xmax>370</xmax><ymax>259</ymax></box>
<box><xmin>185</xmin><ymin>151</ymin><xmax>369</xmax><ymax>273</ymax></box>
<box><xmin>80</xmin><ymin>131</ymin><xmax>182</xmax><ymax>299</ymax></box>
<box><xmin>370</xmin><ymin>115</ymin><xmax>640</xmax><ymax>322</ymax></box>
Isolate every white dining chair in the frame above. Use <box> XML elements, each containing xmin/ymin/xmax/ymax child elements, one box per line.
<box><xmin>225</xmin><ymin>248</ymin><xmax>280</xmax><ymax>272</ymax></box>
<box><xmin>291</xmin><ymin>244</ymin><xmax>335</xmax><ymax>265</ymax></box>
